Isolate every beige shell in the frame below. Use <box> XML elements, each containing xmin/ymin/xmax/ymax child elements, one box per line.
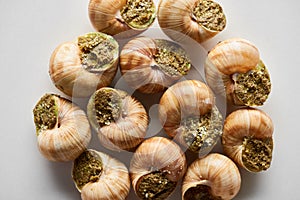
<box><xmin>222</xmin><ymin>108</ymin><xmax>274</xmax><ymax>172</ymax></box>
<box><xmin>182</xmin><ymin>153</ymin><xmax>241</xmax><ymax>200</ymax></box>
<box><xmin>33</xmin><ymin>94</ymin><xmax>91</xmax><ymax>162</ymax></box>
<box><xmin>49</xmin><ymin>32</ymin><xmax>118</xmax><ymax>97</ymax></box>
<box><xmin>87</xmin><ymin>87</ymin><xmax>148</xmax><ymax>151</ymax></box>
<box><xmin>130</xmin><ymin>137</ymin><xmax>187</xmax><ymax>199</ymax></box>
<box><xmin>120</xmin><ymin>36</ymin><xmax>191</xmax><ymax>93</ymax></box>
<box><xmin>158</xmin><ymin>0</ymin><xmax>226</xmax><ymax>43</ymax></box>
<box><xmin>88</xmin><ymin>0</ymin><xmax>156</xmax><ymax>38</ymax></box>
<box><xmin>72</xmin><ymin>149</ymin><xmax>130</xmax><ymax>200</ymax></box>
<box><xmin>159</xmin><ymin>80</ymin><xmax>222</xmax><ymax>156</ymax></box>
<box><xmin>205</xmin><ymin>38</ymin><xmax>271</xmax><ymax>106</ymax></box>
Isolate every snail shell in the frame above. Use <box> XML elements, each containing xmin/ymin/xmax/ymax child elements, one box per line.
<box><xmin>205</xmin><ymin>38</ymin><xmax>271</xmax><ymax>106</ymax></box>
<box><xmin>130</xmin><ymin>137</ymin><xmax>187</xmax><ymax>199</ymax></box>
<box><xmin>182</xmin><ymin>153</ymin><xmax>241</xmax><ymax>200</ymax></box>
<box><xmin>222</xmin><ymin>108</ymin><xmax>274</xmax><ymax>172</ymax></box>
<box><xmin>158</xmin><ymin>0</ymin><xmax>226</xmax><ymax>43</ymax></box>
<box><xmin>32</xmin><ymin>94</ymin><xmax>91</xmax><ymax>162</ymax></box>
<box><xmin>87</xmin><ymin>87</ymin><xmax>148</xmax><ymax>151</ymax></box>
<box><xmin>49</xmin><ymin>32</ymin><xmax>119</xmax><ymax>97</ymax></box>
<box><xmin>120</xmin><ymin>36</ymin><xmax>191</xmax><ymax>93</ymax></box>
<box><xmin>159</xmin><ymin>80</ymin><xmax>223</xmax><ymax>156</ymax></box>
<box><xmin>88</xmin><ymin>0</ymin><xmax>156</xmax><ymax>37</ymax></box>
<box><xmin>72</xmin><ymin>149</ymin><xmax>130</xmax><ymax>200</ymax></box>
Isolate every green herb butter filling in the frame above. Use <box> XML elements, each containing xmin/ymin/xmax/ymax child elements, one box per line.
<box><xmin>182</xmin><ymin>107</ymin><xmax>223</xmax><ymax>153</ymax></box>
<box><xmin>78</xmin><ymin>32</ymin><xmax>117</xmax><ymax>73</ymax></box>
<box><xmin>153</xmin><ymin>39</ymin><xmax>191</xmax><ymax>77</ymax></box>
<box><xmin>93</xmin><ymin>89</ymin><xmax>122</xmax><ymax>127</ymax></box>
<box><xmin>137</xmin><ymin>171</ymin><xmax>177</xmax><ymax>200</ymax></box>
<box><xmin>242</xmin><ymin>136</ymin><xmax>273</xmax><ymax>172</ymax></box>
<box><xmin>121</xmin><ymin>0</ymin><xmax>155</xmax><ymax>29</ymax></box>
<box><xmin>234</xmin><ymin>61</ymin><xmax>271</xmax><ymax>106</ymax></box>
<box><xmin>72</xmin><ymin>150</ymin><xmax>103</xmax><ymax>190</ymax></box>
<box><xmin>192</xmin><ymin>0</ymin><xmax>226</xmax><ymax>31</ymax></box>
<box><xmin>183</xmin><ymin>185</ymin><xmax>222</xmax><ymax>200</ymax></box>
<box><xmin>33</xmin><ymin>94</ymin><xmax>58</xmax><ymax>135</ymax></box>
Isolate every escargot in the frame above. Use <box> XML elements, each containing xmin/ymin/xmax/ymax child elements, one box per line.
<box><xmin>159</xmin><ymin>80</ymin><xmax>223</xmax><ymax>156</ymax></box>
<box><xmin>222</xmin><ymin>108</ymin><xmax>274</xmax><ymax>172</ymax></box>
<box><xmin>158</xmin><ymin>0</ymin><xmax>226</xmax><ymax>43</ymax></box>
<box><xmin>72</xmin><ymin>149</ymin><xmax>130</xmax><ymax>200</ymax></box>
<box><xmin>204</xmin><ymin>38</ymin><xmax>271</xmax><ymax>106</ymax></box>
<box><xmin>88</xmin><ymin>0</ymin><xmax>156</xmax><ymax>37</ymax></box>
<box><xmin>120</xmin><ymin>36</ymin><xmax>191</xmax><ymax>93</ymax></box>
<box><xmin>130</xmin><ymin>137</ymin><xmax>187</xmax><ymax>200</ymax></box>
<box><xmin>49</xmin><ymin>32</ymin><xmax>119</xmax><ymax>97</ymax></box>
<box><xmin>182</xmin><ymin>153</ymin><xmax>241</xmax><ymax>200</ymax></box>
<box><xmin>87</xmin><ymin>87</ymin><xmax>148</xmax><ymax>151</ymax></box>
<box><xmin>33</xmin><ymin>94</ymin><xmax>91</xmax><ymax>162</ymax></box>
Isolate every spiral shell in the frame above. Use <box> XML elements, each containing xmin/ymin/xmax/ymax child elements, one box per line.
<box><xmin>130</xmin><ymin>137</ymin><xmax>187</xmax><ymax>199</ymax></box>
<box><xmin>159</xmin><ymin>80</ymin><xmax>223</xmax><ymax>156</ymax></box>
<box><xmin>87</xmin><ymin>87</ymin><xmax>148</xmax><ymax>151</ymax></box>
<box><xmin>72</xmin><ymin>149</ymin><xmax>130</xmax><ymax>200</ymax></box>
<box><xmin>205</xmin><ymin>38</ymin><xmax>271</xmax><ymax>106</ymax></box>
<box><xmin>33</xmin><ymin>94</ymin><xmax>91</xmax><ymax>162</ymax></box>
<box><xmin>158</xmin><ymin>0</ymin><xmax>226</xmax><ymax>43</ymax></box>
<box><xmin>89</xmin><ymin>0</ymin><xmax>156</xmax><ymax>37</ymax></box>
<box><xmin>120</xmin><ymin>36</ymin><xmax>191</xmax><ymax>93</ymax></box>
<box><xmin>182</xmin><ymin>153</ymin><xmax>241</xmax><ymax>200</ymax></box>
<box><xmin>49</xmin><ymin>32</ymin><xmax>119</xmax><ymax>97</ymax></box>
<box><xmin>222</xmin><ymin>108</ymin><xmax>274</xmax><ymax>172</ymax></box>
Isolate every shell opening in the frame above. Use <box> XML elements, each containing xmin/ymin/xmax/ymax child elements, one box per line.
<box><xmin>153</xmin><ymin>39</ymin><xmax>191</xmax><ymax>77</ymax></box>
<box><xmin>182</xmin><ymin>107</ymin><xmax>223</xmax><ymax>153</ymax></box>
<box><xmin>233</xmin><ymin>61</ymin><xmax>271</xmax><ymax>106</ymax></box>
<box><xmin>120</xmin><ymin>0</ymin><xmax>156</xmax><ymax>29</ymax></box>
<box><xmin>72</xmin><ymin>150</ymin><xmax>103</xmax><ymax>190</ymax></box>
<box><xmin>183</xmin><ymin>185</ymin><xmax>222</xmax><ymax>200</ymax></box>
<box><xmin>33</xmin><ymin>94</ymin><xmax>58</xmax><ymax>135</ymax></box>
<box><xmin>93</xmin><ymin>88</ymin><xmax>122</xmax><ymax>127</ymax></box>
<box><xmin>242</xmin><ymin>136</ymin><xmax>273</xmax><ymax>172</ymax></box>
<box><xmin>136</xmin><ymin>171</ymin><xmax>177</xmax><ymax>200</ymax></box>
<box><xmin>78</xmin><ymin>32</ymin><xmax>118</xmax><ymax>73</ymax></box>
<box><xmin>191</xmin><ymin>0</ymin><xmax>226</xmax><ymax>31</ymax></box>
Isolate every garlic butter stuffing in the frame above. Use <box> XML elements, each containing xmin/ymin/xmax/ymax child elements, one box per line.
<box><xmin>89</xmin><ymin>0</ymin><xmax>156</xmax><ymax>37</ymax></box>
<box><xmin>205</xmin><ymin>38</ymin><xmax>271</xmax><ymax>106</ymax></box>
<box><xmin>159</xmin><ymin>80</ymin><xmax>223</xmax><ymax>156</ymax></box>
<box><xmin>49</xmin><ymin>32</ymin><xmax>119</xmax><ymax>97</ymax></box>
<box><xmin>182</xmin><ymin>153</ymin><xmax>241</xmax><ymax>200</ymax></box>
<box><xmin>222</xmin><ymin>108</ymin><xmax>274</xmax><ymax>172</ymax></box>
<box><xmin>87</xmin><ymin>87</ymin><xmax>148</xmax><ymax>151</ymax></box>
<box><xmin>130</xmin><ymin>137</ymin><xmax>187</xmax><ymax>200</ymax></box>
<box><xmin>33</xmin><ymin>94</ymin><xmax>91</xmax><ymax>162</ymax></box>
<box><xmin>158</xmin><ymin>0</ymin><xmax>226</xmax><ymax>43</ymax></box>
<box><xmin>72</xmin><ymin>149</ymin><xmax>130</xmax><ymax>200</ymax></box>
<box><xmin>120</xmin><ymin>36</ymin><xmax>191</xmax><ymax>93</ymax></box>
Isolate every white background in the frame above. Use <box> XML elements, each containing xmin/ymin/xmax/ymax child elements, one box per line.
<box><xmin>0</xmin><ymin>0</ymin><xmax>299</xmax><ymax>199</ymax></box>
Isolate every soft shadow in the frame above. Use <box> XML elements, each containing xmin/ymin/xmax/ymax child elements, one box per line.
<box><xmin>132</xmin><ymin>91</ymin><xmax>164</xmax><ymax>111</ymax></box>
<box><xmin>47</xmin><ymin>161</ymin><xmax>81</xmax><ymax>199</ymax></box>
<box><xmin>234</xmin><ymin>168</ymin><xmax>261</xmax><ymax>199</ymax></box>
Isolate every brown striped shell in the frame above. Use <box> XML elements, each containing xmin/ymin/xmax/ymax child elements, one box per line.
<box><xmin>159</xmin><ymin>80</ymin><xmax>223</xmax><ymax>156</ymax></box>
<box><xmin>205</xmin><ymin>38</ymin><xmax>271</xmax><ymax>106</ymax></box>
<box><xmin>72</xmin><ymin>149</ymin><xmax>130</xmax><ymax>200</ymax></box>
<box><xmin>222</xmin><ymin>108</ymin><xmax>274</xmax><ymax>172</ymax></box>
<box><xmin>120</xmin><ymin>36</ymin><xmax>191</xmax><ymax>93</ymax></box>
<box><xmin>158</xmin><ymin>0</ymin><xmax>226</xmax><ymax>43</ymax></box>
<box><xmin>87</xmin><ymin>87</ymin><xmax>148</xmax><ymax>151</ymax></box>
<box><xmin>49</xmin><ymin>32</ymin><xmax>118</xmax><ymax>97</ymax></box>
<box><xmin>88</xmin><ymin>0</ymin><xmax>156</xmax><ymax>38</ymax></box>
<box><xmin>130</xmin><ymin>137</ymin><xmax>187</xmax><ymax>199</ymax></box>
<box><xmin>33</xmin><ymin>94</ymin><xmax>91</xmax><ymax>162</ymax></box>
<box><xmin>182</xmin><ymin>153</ymin><xmax>241</xmax><ymax>200</ymax></box>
